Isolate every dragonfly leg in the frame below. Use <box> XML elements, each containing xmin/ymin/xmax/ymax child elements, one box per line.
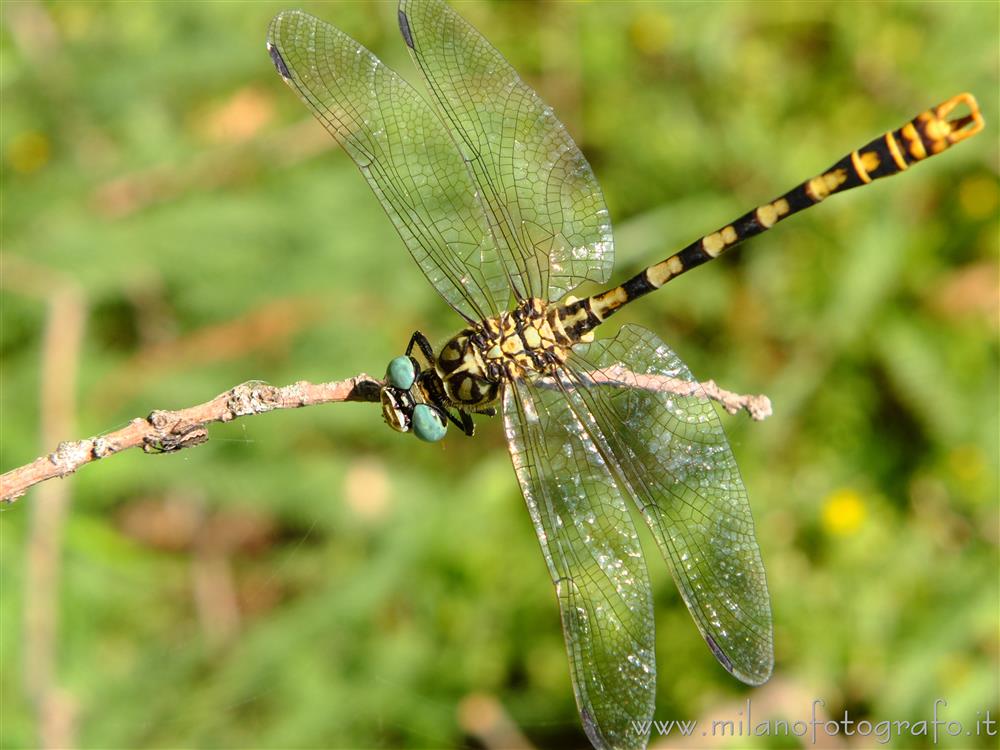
<box><xmin>457</xmin><ymin>409</ymin><xmax>475</xmax><ymax>437</ymax></box>
<box><xmin>414</xmin><ymin>368</ymin><xmax>476</xmax><ymax>437</ymax></box>
<box><xmin>435</xmin><ymin>402</ymin><xmax>474</xmax><ymax>436</ymax></box>
<box><xmin>474</xmin><ymin>407</ymin><xmax>497</xmax><ymax>417</ymax></box>
<box><xmin>405</xmin><ymin>331</ymin><xmax>436</xmax><ymax>365</ymax></box>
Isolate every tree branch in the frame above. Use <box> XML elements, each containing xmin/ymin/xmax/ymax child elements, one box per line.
<box><xmin>1</xmin><ymin>376</ymin><xmax>381</xmax><ymax>504</ymax></box>
<box><xmin>1</xmin><ymin>371</ymin><xmax>770</xmax><ymax>504</ymax></box>
<box><xmin>573</xmin><ymin>365</ymin><xmax>773</xmax><ymax>420</ymax></box>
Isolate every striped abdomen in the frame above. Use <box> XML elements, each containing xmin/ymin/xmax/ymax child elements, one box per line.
<box><xmin>560</xmin><ymin>92</ymin><xmax>983</xmax><ymax>339</ymax></box>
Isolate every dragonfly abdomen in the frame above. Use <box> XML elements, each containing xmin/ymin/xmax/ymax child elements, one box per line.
<box><xmin>559</xmin><ymin>93</ymin><xmax>983</xmax><ymax>341</ymax></box>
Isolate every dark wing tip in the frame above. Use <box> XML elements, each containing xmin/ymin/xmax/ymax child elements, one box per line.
<box><xmin>705</xmin><ymin>632</ymin><xmax>774</xmax><ymax>686</ymax></box>
<box><xmin>267</xmin><ymin>41</ymin><xmax>292</xmax><ymax>79</ymax></box>
<box><xmin>398</xmin><ymin>8</ymin><xmax>415</xmax><ymax>49</ymax></box>
<box><xmin>704</xmin><ymin>634</ymin><xmax>734</xmax><ymax>673</ymax></box>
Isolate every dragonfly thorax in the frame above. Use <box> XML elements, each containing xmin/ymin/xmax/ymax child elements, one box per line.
<box><xmin>435</xmin><ymin>297</ymin><xmax>575</xmax><ymax>408</ymax></box>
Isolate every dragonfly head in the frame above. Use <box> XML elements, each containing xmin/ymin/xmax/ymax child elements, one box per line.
<box><xmin>381</xmin><ymin>357</ymin><xmax>448</xmax><ymax>442</ymax></box>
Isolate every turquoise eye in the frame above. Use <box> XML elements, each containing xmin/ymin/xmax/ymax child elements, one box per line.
<box><xmin>411</xmin><ymin>404</ymin><xmax>447</xmax><ymax>443</ymax></box>
<box><xmin>386</xmin><ymin>355</ymin><xmax>416</xmax><ymax>390</ymax></box>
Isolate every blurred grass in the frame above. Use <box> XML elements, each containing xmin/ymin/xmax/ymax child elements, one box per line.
<box><xmin>2</xmin><ymin>1</ymin><xmax>997</xmax><ymax>748</ymax></box>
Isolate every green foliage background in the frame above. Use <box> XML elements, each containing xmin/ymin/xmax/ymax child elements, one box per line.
<box><xmin>3</xmin><ymin>1</ymin><xmax>997</xmax><ymax>748</ymax></box>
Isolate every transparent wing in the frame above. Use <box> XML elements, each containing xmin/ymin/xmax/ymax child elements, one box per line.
<box><xmin>503</xmin><ymin>379</ymin><xmax>654</xmax><ymax>750</ymax></box>
<box><xmin>267</xmin><ymin>10</ymin><xmax>510</xmax><ymax>322</ymax></box>
<box><xmin>563</xmin><ymin>325</ymin><xmax>773</xmax><ymax>685</ymax></box>
<box><xmin>398</xmin><ymin>0</ymin><xmax>614</xmax><ymax>304</ymax></box>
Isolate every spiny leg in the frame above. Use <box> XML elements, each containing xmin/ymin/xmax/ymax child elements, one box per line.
<box><xmin>405</xmin><ymin>331</ymin><xmax>436</xmax><ymax>365</ymax></box>
<box><xmin>440</xmin><ymin>404</ymin><xmax>474</xmax><ymax>436</ymax></box>
<box><xmin>448</xmin><ymin>401</ymin><xmax>493</xmax><ymax>436</ymax></box>
<box><xmin>457</xmin><ymin>410</ymin><xmax>475</xmax><ymax>437</ymax></box>
<box><xmin>562</xmin><ymin>93</ymin><xmax>984</xmax><ymax>338</ymax></box>
<box><xmin>428</xmin><ymin>390</ymin><xmax>475</xmax><ymax>436</ymax></box>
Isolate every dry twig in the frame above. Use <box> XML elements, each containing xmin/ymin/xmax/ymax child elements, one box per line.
<box><xmin>1</xmin><ymin>371</ymin><xmax>769</xmax><ymax>504</ymax></box>
<box><xmin>572</xmin><ymin>365</ymin><xmax>773</xmax><ymax>421</ymax></box>
<box><xmin>1</xmin><ymin>377</ymin><xmax>381</xmax><ymax>504</ymax></box>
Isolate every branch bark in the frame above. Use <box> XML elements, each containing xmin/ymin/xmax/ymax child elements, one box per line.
<box><xmin>1</xmin><ymin>372</ymin><xmax>769</xmax><ymax>504</ymax></box>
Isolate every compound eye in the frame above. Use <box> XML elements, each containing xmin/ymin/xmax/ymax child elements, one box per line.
<box><xmin>386</xmin><ymin>355</ymin><xmax>417</xmax><ymax>390</ymax></box>
<box><xmin>411</xmin><ymin>404</ymin><xmax>447</xmax><ymax>443</ymax></box>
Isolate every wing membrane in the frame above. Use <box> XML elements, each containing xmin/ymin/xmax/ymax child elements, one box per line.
<box><xmin>563</xmin><ymin>325</ymin><xmax>773</xmax><ymax>685</ymax></box>
<box><xmin>503</xmin><ymin>379</ymin><xmax>654</xmax><ymax>750</ymax></box>
<box><xmin>398</xmin><ymin>0</ymin><xmax>614</xmax><ymax>303</ymax></box>
<box><xmin>267</xmin><ymin>10</ymin><xmax>509</xmax><ymax>321</ymax></box>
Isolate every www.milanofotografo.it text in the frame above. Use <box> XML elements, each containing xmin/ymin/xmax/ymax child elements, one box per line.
<box><xmin>632</xmin><ymin>699</ymin><xmax>996</xmax><ymax>745</ymax></box>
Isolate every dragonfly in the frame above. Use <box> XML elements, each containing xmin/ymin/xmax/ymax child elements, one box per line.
<box><xmin>266</xmin><ymin>2</ymin><xmax>982</xmax><ymax>748</ymax></box>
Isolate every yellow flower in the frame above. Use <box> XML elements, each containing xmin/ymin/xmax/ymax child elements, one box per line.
<box><xmin>821</xmin><ymin>488</ymin><xmax>866</xmax><ymax>536</ymax></box>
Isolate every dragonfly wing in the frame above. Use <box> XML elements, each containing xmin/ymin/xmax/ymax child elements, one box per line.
<box><xmin>562</xmin><ymin>325</ymin><xmax>773</xmax><ymax>685</ymax></box>
<box><xmin>267</xmin><ymin>10</ymin><xmax>509</xmax><ymax>322</ymax></box>
<box><xmin>398</xmin><ymin>0</ymin><xmax>614</xmax><ymax>304</ymax></box>
<box><xmin>503</xmin><ymin>379</ymin><xmax>654</xmax><ymax>750</ymax></box>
